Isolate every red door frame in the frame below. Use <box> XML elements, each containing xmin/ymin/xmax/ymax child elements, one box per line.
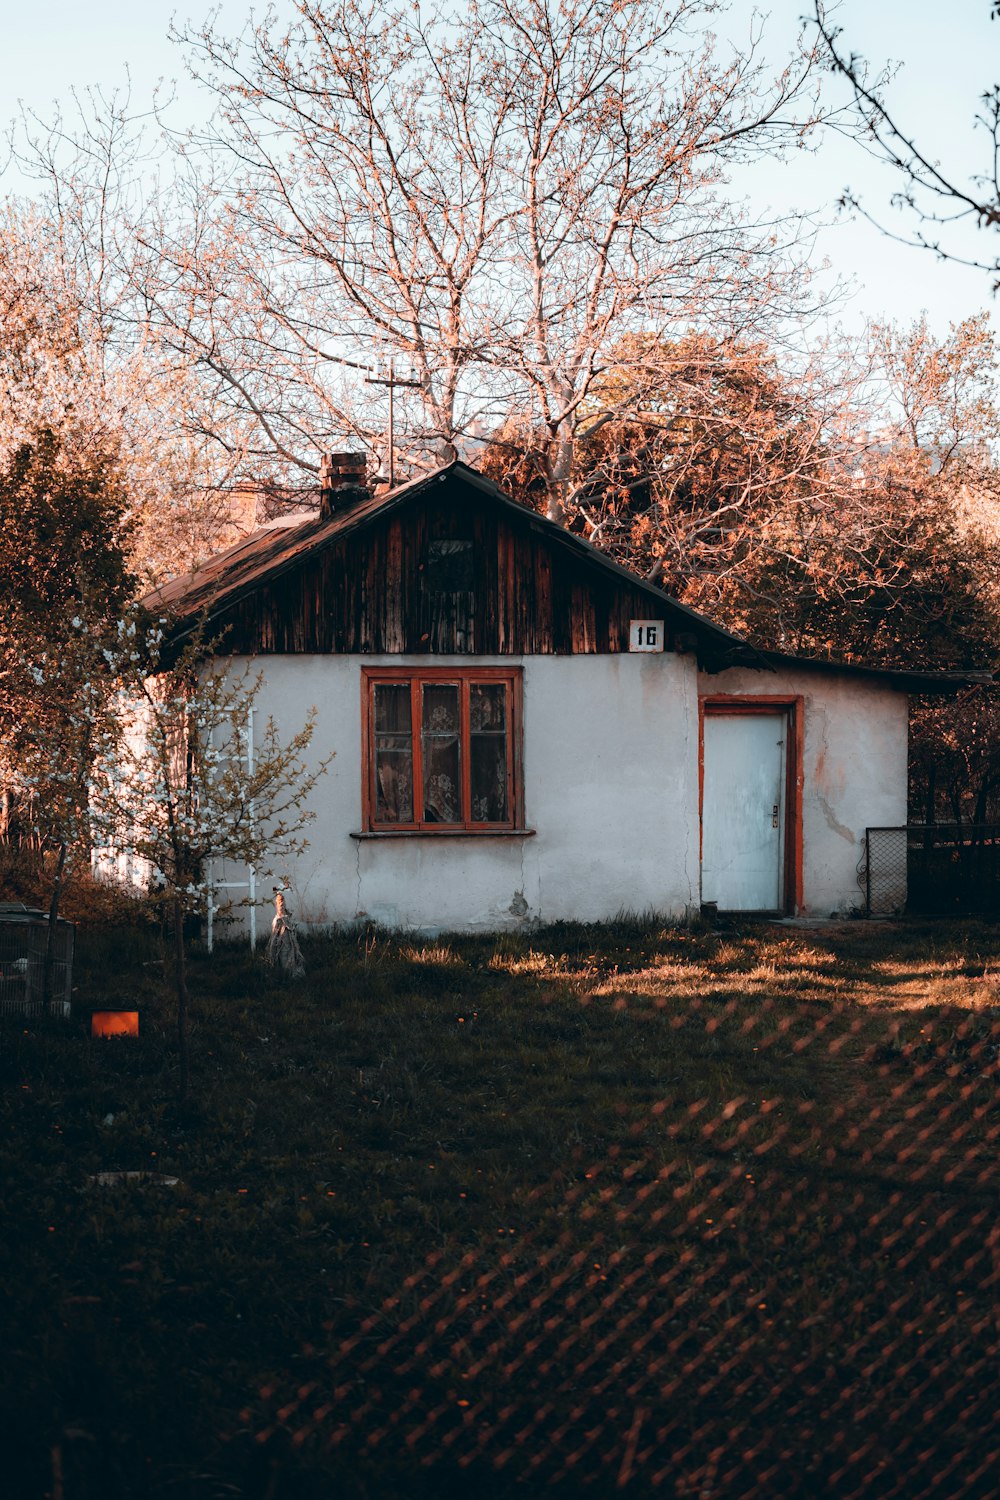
<box><xmin>698</xmin><ymin>695</ymin><xmax>804</xmax><ymax>915</ymax></box>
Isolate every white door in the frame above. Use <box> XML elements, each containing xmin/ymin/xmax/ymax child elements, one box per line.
<box><xmin>702</xmin><ymin>712</ymin><xmax>787</xmax><ymax>911</ymax></box>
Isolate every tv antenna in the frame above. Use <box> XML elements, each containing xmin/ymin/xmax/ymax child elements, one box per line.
<box><xmin>365</xmin><ymin>358</ymin><xmax>424</xmax><ymax>488</ymax></box>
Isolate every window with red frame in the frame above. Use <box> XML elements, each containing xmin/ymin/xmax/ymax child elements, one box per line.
<box><xmin>362</xmin><ymin>668</ymin><xmax>523</xmax><ymax>832</ymax></box>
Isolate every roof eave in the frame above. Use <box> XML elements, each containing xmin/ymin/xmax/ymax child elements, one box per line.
<box><xmin>752</xmin><ymin>649</ymin><xmax>994</xmax><ymax>694</ymax></box>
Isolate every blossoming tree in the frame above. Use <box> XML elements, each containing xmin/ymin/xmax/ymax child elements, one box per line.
<box><xmin>92</xmin><ymin>619</ymin><xmax>331</xmax><ymax>1098</ymax></box>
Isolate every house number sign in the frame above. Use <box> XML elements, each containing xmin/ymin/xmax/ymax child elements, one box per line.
<box><xmin>629</xmin><ymin>620</ymin><xmax>665</xmax><ymax>652</ymax></box>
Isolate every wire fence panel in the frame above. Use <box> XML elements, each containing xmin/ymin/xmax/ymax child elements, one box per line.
<box><xmin>866</xmin><ymin>825</ymin><xmax>1000</xmax><ymax>916</ymax></box>
<box><xmin>865</xmin><ymin>827</ymin><xmax>909</xmax><ymax>914</ymax></box>
<box><xmin>228</xmin><ymin>996</ymin><xmax>1000</xmax><ymax>1498</ymax></box>
<box><xmin>0</xmin><ymin>905</ymin><xmax>73</xmax><ymax>1016</ymax></box>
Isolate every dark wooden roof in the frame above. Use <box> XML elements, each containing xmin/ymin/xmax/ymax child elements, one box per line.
<box><xmin>147</xmin><ymin>461</ymin><xmax>756</xmax><ymax>668</ymax></box>
<box><xmin>144</xmin><ymin>461</ymin><xmax>991</xmax><ymax>690</ymax></box>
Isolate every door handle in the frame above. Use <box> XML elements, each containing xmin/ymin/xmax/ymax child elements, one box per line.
<box><xmin>771</xmin><ymin>804</ymin><xmax>779</xmax><ymax>828</ymax></box>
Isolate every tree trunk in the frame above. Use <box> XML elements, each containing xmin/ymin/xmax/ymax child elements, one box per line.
<box><xmin>545</xmin><ymin>424</ymin><xmax>576</xmax><ymax>526</ymax></box>
<box><xmin>973</xmin><ymin>772</ymin><xmax>990</xmax><ymax>826</ymax></box>
<box><xmin>172</xmin><ymin>894</ymin><xmax>191</xmax><ymax>1101</ymax></box>
<box><xmin>924</xmin><ymin>761</ymin><xmax>936</xmax><ymax>826</ymax></box>
<box><xmin>43</xmin><ymin>841</ymin><xmax>67</xmax><ymax>1010</ymax></box>
<box><xmin>923</xmin><ymin>761</ymin><xmax>937</xmax><ymax>854</ymax></box>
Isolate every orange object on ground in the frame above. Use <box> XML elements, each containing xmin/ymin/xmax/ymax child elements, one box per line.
<box><xmin>91</xmin><ymin>1011</ymin><xmax>139</xmax><ymax>1038</ymax></box>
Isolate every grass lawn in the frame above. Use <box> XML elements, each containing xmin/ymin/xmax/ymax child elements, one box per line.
<box><xmin>2</xmin><ymin>915</ymin><xmax>999</xmax><ymax>1498</ymax></box>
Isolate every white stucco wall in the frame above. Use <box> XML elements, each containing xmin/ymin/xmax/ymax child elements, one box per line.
<box><xmin>216</xmin><ymin>652</ymin><xmax>702</xmax><ymax>935</ymax></box>
<box><xmin>698</xmin><ymin>666</ymin><xmax>909</xmax><ymax>916</ymax></box>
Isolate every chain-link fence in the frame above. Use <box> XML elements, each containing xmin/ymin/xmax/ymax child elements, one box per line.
<box><xmin>865</xmin><ymin>825</ymin><xmax>1000</xmax><ymax>916</ymax></box>
<box><xmin>0</xmin><ymin>903</ymin><xmax>73</xmax><ymax>1016</ymax></box>
<box><xmin>228</xmin><ymin>995</ymin><xmax>1000</xmax><ymax>1498</ymax></box>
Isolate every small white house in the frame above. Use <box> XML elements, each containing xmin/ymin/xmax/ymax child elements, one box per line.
<box><xmin>146</xmin><ymin>457</ymin><xmax>963</xmax><ymax>933</ymax></box>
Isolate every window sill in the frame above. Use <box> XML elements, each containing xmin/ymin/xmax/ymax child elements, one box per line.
<box><xmin>350</xmin><ymin>828</ymin><xmax>536</xmax><ymax>840</ymax></box>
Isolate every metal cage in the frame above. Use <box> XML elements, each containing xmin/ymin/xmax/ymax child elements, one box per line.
<box><xmin>0</xmin><ymin>904</ymin><xmax>74</xmax><ymax>1017</ymax></box>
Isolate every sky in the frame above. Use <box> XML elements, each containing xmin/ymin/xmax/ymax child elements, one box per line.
<box><xmin>0</xmin><ymin>0</ymin><xmax>996</xmax><ymax>341</ymax></box>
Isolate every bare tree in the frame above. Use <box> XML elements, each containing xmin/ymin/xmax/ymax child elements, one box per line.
<box><xmin>147</xmin><ymin>0</ymin><xmax>521</xmax><ymax>481</ymax></box>
<box><xmin>129</xmin><ymin>0</ymin><xmax>834</xmax><ymax>517</ymax></box>
<box><xmin>484</xmin><ymin>0</ymin><xmax>829</xmax><ymax>519</ymax></box>
<box><xmin>4</xmin><ymin>92</ymin><xmax>258</xmax><ymax>581</ymax></box>
<box><xmin>813</xmin><ymin>2</ymin><xmax>1000</xmax><ymax>287</ymax></box>
<box><xmin>870</xmin><ymin>313</ymin><xmax>999</xmax><ymax>476</ymax></box>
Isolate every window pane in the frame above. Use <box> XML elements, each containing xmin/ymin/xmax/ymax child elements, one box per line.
<box><xmin>374</xmin><ymin>685</ymin><xmax>413</xmax><ymax>823</ymax></box>
<box><xmin>422</xmin><ymin>684</ymin><xmax>461</xmax><ymax>823</ymax></box>
<box><xmin>375</xmin><ymin>683</ymin><xmax>411</xmax><ymax>735</ymax></box>
<box><xmin>470</xmin><ymin>682</ymin><xmax>506</xmax><ymax>733</ymax></box>
<box><xmin>471</xmin><ymin>683</ymin><xmax>508</xmax><ymax>822</ymax></box>
<box><xmin>471</xmin><ymin>734</ymin><xmax>508</xmax><ymax>822</ymax></box>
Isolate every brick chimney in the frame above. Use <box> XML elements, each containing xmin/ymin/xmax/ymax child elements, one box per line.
<box><xmin>319</xmin><ymin>451</ymin><xmax>369</xmax><ymax>519</ymax></box>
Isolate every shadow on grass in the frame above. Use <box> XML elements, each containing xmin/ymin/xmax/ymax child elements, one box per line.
<box><xmin>2</xmin><ymin>915</ymin><xmax>999</xmax><ymax>1497</ymax></box>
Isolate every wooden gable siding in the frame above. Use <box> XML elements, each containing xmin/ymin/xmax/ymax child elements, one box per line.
<box><xmin>214</xmin><ymin>491</ymin><xmax>662</xmax><ymax>656</ymax></box>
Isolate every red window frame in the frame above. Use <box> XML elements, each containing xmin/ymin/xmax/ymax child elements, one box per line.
<box><xmin>361</xmin><ymin>666</ymin><xmax>524</xmax><ymax>833</ymax></box>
